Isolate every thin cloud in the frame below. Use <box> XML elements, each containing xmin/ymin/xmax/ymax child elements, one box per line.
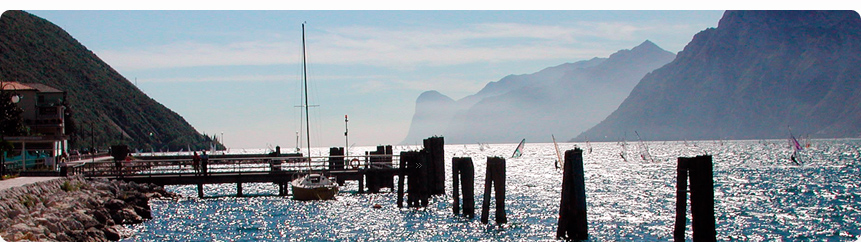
<box><xmin>97</xmin><ymin>21</ymin><xmax>679</xmax><ymax>72</ymax></box>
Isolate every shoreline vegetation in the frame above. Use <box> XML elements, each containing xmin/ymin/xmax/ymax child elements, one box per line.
<box><xmin>0</xmin><ymin>176</ymin><xmax>177</xmax><ymax>241</ymax></box>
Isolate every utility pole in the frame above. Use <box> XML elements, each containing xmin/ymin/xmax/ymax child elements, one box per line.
<box><xmin>344</xmin><ymin>115</ymin><xmax>349</xmax><ymax>157</ymax></box>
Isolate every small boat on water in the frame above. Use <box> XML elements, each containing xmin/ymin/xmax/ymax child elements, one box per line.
<box><xmin>292</xmin><ymin>173</ymin><xmax>339</xmax><ymax>201</ymax></box>
<box><xmin>291</xmin><ymin>22</ymin><xmax>338</xmax><ymax>200</ymax></box>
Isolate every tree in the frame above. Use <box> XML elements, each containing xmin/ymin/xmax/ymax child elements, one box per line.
<box><xmin>0</xmin><ymin>91</ymin><xmax>26</xmax><ymax>137</ymax></box>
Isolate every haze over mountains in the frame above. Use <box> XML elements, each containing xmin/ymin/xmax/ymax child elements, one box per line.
<box><xmin>402</xmin><ymin>40</ymin><xmax>676</xmax><ymax>144</ymax></box>
<box><xmin>577</xmin><ymin>10</ymin><xmax>861</xmax><ymax>142</ymax></box>
<box><xmin>405</xmin><ymin>10</ymin><xmax>861</xmax><ymax>145</ymax></box>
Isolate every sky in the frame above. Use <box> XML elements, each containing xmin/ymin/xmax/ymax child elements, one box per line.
<box><xmin>19</xmin><ymin>10</ymin><xmax>728</xmax><ymax>149</ymax></box>
<box><xmin>12</xmin><ymin>0</ymin><xmax>859</xmax><ymax>149</ymax></box>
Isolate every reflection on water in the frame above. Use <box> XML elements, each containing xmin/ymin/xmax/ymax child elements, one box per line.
<box><xmin>125</xmin><ymin>139</ymin><xmax>861</xmax><ymax>241</ymax></box>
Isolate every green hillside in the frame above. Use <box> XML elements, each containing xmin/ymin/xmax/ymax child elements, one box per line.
<box><xmin>0</xmin><ymin>10</ymin><xmax>221</xmax><ymax>151</ymax></box>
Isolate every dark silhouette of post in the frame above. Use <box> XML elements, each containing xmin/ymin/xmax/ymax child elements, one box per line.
<box><xmin>557</xmin><ymin>148</ymin><xmax>587</xmax><ymax>240</ymax></box>
<box><xmin>675</xmin><ymin>155</ymin><xmax>716</xmax><ymax>241</ymax></box>
<box><xmin>424</xmin><ymin>137</ymin><xmax>445</xmax><ymax>195</ymax></box>
<box><xmin>397</xmin><ymin>151</ymin><xmax>414</xmax><ymax>208</ymax></box>
<box><xmin>452</xmin><ymin>157</ymin><xmax>475</xmax><ymax>218</ymax></box>
<box><xmin>481</xmin><ymin>157</ymin><xmax>506</xmax><ymax>224</ymax></box>
<box><xmin>328</xmin><ymin>147</ymin><xmax>344</xmax><ymax>171</ymax></box>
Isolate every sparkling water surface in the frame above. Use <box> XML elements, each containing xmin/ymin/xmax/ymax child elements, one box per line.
<box><xmin>124</xmin><ymin>139</ymin><xmax>861</xmax><ymax>241</ymax></box>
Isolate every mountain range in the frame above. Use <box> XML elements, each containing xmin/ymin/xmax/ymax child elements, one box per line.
<box><xmin>402</xmin><ymin>40</ymin><xmax>676</xmax><ymax>144</ymax></box>
<box><xmin>576</xmin><ymin>10</ymin><xmax>861</xmax><ymax>142</ymax></box>
<box><xmin>0</xmin><ymin>10</ymin><xmax>218</xmax><ymax>150</ymax></box>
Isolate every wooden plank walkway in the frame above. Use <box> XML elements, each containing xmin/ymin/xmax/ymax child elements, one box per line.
<box><xmin>68</xmin><ymin>154</ymin><xmax>400</xmax><ymax>197</ymax></box>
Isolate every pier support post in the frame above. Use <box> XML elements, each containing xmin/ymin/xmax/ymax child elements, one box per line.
<box><xmin>556</xmin><ymin>148</ymin><xmax>587</xmax><ymax>240</ymax></box>
<box><xmin>278</xmin><ymin>182</ymin><xmax>286</xmax><ymax>196</ymax></box>
<box><xmin>237</xmin><ymin>183</ymin><xmax>243</xmax><ymax>197</ymax></box>
<box><xmin>424</xmin><ymin>137</ymin><xmax>445</xmax><ymax>195</ymax></box>
<box><xmin>358</xmin><ymin>174</ymin><xmax>365</xmax><ymax>193</ymax></box>
<box><xmin>452</xmin><ymin>157</ymin><xmax>475</xmax><ymax>218</ymax></box>
<box><xmin>481</xmin><ymin>157</ymin><xmax>506</xmax><ymax>224</ymax></box>
<box><xmin>329</xmin><ymin>147</ymin><xmax>344</xmax><ymax>171</ymax></box>
<box><xmin>365</xmin><ymin>145</ymin><xmax>394</xmax><ymax>193</ymax></box>
<box><xmin>197</xmin><ymin>183</ymin><xmax>204</xmax><ymax>198</ymax></box>
<box><xmin>674</xmin><ymin>155</ymin><xmax>716</xmax><ymax>241</ymax></box>
<box><xmin>397</xmin><ymin>151</ymin><xmax>415</xmax><ymax>208</ymax></box>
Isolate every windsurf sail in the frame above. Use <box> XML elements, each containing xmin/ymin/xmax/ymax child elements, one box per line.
<box><xmin>511</xmin><ymin>138</ymin><xmax>526</xmax><ymax>158</ymax></box>
<box><xmin>552</xmin><ymin>135</ymin><xmax>562</xmax><ymax>169</ymax></box>
<box><xmin>789</xmin><ymin>128</ymin><xmax>803</xmax><ymax>165</ymax></box>
<box><xmin>635</xmin><ymin>131</ymin><xmax>654</xmax><ymax>162</ymax></box>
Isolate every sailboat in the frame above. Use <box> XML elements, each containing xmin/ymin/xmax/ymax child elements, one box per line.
<box><xmin>291</xmin><ymin>23</ymin><xmax>339</xmax><ymax>201</ymax></box>
<box><xmin>511</xmin><ymin>138</ymin><xmax>526</xmax><ymax>158</ymax></box>
<box><xmin>788</xmin><ymin>128</ymin><xmax>804</xmax><ymax>165</ymax></box>
<box><xmin>635</xmin><ymin>131</ymin><xmax>654</xmax><ymax>162</ymax></box>
<box><xmin>552</xmin><ymin>135</ymin><xmax>562</xmax><ymax>170</ymax></box>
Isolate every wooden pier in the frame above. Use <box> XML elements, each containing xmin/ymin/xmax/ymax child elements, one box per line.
<box><xmin>67</xmin><ymin>152</ymin><xmax>401</xmax><ymax>198</ymax></box>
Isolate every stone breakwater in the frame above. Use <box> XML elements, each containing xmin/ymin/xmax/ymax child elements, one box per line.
<box><xmin>0</xmin><ymin>176</ymin><xmax>176</xmax><ymax>241</ymax></box>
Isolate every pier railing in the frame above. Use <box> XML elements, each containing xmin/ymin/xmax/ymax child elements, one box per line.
<box><xmin>67</xmin><ymin>154</ymin><xmax>401</xmax><ymax>179</ymax></box>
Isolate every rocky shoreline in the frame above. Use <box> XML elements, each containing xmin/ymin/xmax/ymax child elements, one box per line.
<box><xmin>0</xmin><ymin>176</ymin><xmax>176</xmax><ymax>241</ymax></box>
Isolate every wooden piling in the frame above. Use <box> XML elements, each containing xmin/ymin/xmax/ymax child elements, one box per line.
<box><xmin>674</xmin><ymin>158</ymin><xmax>689</xmax><ymax>240</ymax></box>
<box><xmin>481</xmin><ymin>157</ymin><xmax>506</xmax><ymax>224</ymax></box>
<box><xmin>424</xmin><ymin>137</ymin><xmax>445</xmax><ymax>195</ymax></box>
<box><xmin>452</xmin><ymin>157</ymin><xmax>475</xmax><ymax>218</ymax></box>
<box><xmin>197</xmin><ymin>183</ymin><xmax>204</xmax><ymax>198</ymax></box>
<box><xmin>416</xmin><ymin>150</ymin><xmax>430</xmax><ymax>207</ymax></box>
<box><xmin>397</xmin><ymin>151</ymin><xmax>414</xmax><ymax>208</ymax></box>
<box><xmin>278</xmin><ymin>182</ymin><xmax>286</xmax><ymax>196</ymax></box>
<box><xmin>557</xmin><ymin>148</ymin><xmax>588</xmax><ymax>240</ymax></box>
<box><xmin>366</xmin><ymin>145</ymin><xmax>395</xmax><ymax>193</ymax></box>
<box><xmin>674</xmin><ymin>155</ymin><xmax>716</xmax><ymax>241</ymax></box>
<box><xmin>329</xmin><ymin>147</ymin><xmax>345</xmax><ymax>171</ymax></box>
<box><xmin>237</xmin><ymin>183</ymin><xmax>243</xmax><ymax>197</ymax></box>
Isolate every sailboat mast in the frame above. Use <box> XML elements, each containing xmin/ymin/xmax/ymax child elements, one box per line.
<box><xmin>302</xmin><ymin>23</ymin><xmax>311</xmax><ymax>158</ymax></box>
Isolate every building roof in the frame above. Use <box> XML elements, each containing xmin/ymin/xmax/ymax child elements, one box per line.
<box><xmin>1</xmin><ymin>82</ymin><xmax>64</xmax><ymax>93</ymax></box>
<box><xmin>22</xmin><ymin>83</ymin><xmax>63</xmax><ymax>93</ymax></box>
<box><xmin>1</xmin><ymin>81</ymin><xmax>36</xmax><ymax>91</ymax></box>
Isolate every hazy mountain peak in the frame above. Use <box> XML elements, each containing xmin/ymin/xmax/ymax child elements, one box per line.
<box><xmin>416</xmin><ymin>90</ymin><xmax>454</xmax><ymax>103</ymax></box>
<box><xmin>576</xmin><ymin>10</ymin><xmax>861</xmax><ymax>142</ymax></box>
<box><xmin>403</xmin><ymin>40</ymin><xmax>676</xmax><ymax>144</ymax></box>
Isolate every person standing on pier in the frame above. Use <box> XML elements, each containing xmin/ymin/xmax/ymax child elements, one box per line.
<box><xmin>201</xmin><ymin>151</ymin><xmax>209</xmax><ymax>176</ymax></box>
<box><xmin>193</xmin><ymin>151</ymin><xmax>201</xmax><ymax>175</ymax></box>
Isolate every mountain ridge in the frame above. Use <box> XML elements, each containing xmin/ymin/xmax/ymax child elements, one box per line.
<box><xmin>575</xmin><ymin>10</ymin><xmax>861</xmax><ymax>142</ymax></box>
<box><xmin>402</xmin><ymin>40</ymin><xmax>676</xmax><ymax>144</ymax></box>
<box><xmin>0</xmin><ymin>10</ymin><xmax>218</xmax><ymax>150</ymax></box>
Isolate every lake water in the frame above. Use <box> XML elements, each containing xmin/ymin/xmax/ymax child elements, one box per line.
<box><xmin>123</xmin><ymin>139</ymin><xmax>861</xmax><ymax>241</ymax></box>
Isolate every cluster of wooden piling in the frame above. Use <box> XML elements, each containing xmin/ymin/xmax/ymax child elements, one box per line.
<box><xmin>365</xmin><ymin>145</ymin><xmax>394</xmax><ymax>193</ymax></box>
<box><xmin>397</xmin><ymin>137</ymin><xmax>445</xmax><ymax>208</ymax></box>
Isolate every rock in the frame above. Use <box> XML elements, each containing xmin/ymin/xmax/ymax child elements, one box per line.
<box><xmin>60</xmin><ymin>218</ymin><xmax>84</xmax><ymax>231</ymax></box>
<box><xmin>104</xmin><ymin>199</ymin><xmax>125</xmax><ymax>211</ymax></box>
<box><xmin>92</xmin><ymin>208</ymin><xmax>112</xmax><ymax>225</ymax></box>
<box><xmin>0</xmin><ymin>176</ymin><xmax>169</xmax><ymax>242</ymax></box>
<box><xmin>133</xmin><ymin>205</ymin><xmax>152</xmax><ymax>220</ymax></box>
<box><xmin>6</xmin><ymin>208</ymin><xmax>23</xmax><ymax>220</ymax></box>
<box><xmin>102</xmin><ymin>226</ymin><xmax>121</xmax><ymax>241</ymax></box>
<box><xmin>65</xmin><ymin>229</ymin><xmax>87</xmax><ymax>242</ymax></box>
<box><xmin>54</xmin><ymin>232</ymin><xmax>71</xmax><ymax>241</ymax></box>
<box><xmin>84</xmin><ymin>227</ymin><xmax>107</xmax><ymax>242</ymax></box>
<box><xmin>73</xmin><ymin>211</ymin><xmax>101</xmax><ymax>229</ymax></box>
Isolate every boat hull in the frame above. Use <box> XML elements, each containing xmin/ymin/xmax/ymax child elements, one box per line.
<box><xmin>291</xmin><ymin>175</ymin><xmax>339</xmax><ymax>201</ymax></box>
<box><xmin>291</xmin><ymin>184</ymin><xmax>338</xmax><ymax>201</ymax></box>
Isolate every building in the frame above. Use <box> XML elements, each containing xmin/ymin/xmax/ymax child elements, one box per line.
<box><xmin>1</xmin><ymin>81</ymin><xmax>68</xmax><ymax>170</ymax></box>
